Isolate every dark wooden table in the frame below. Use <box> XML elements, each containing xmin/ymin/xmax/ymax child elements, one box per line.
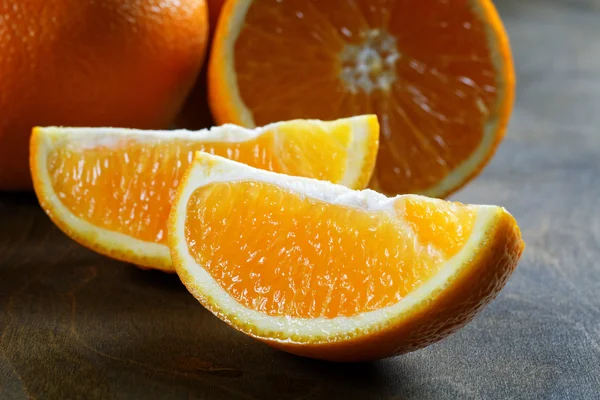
<box><xmin>2</xmin><ymin>0</ymin><xmax>600</xmax><ymax>398</ymax></box>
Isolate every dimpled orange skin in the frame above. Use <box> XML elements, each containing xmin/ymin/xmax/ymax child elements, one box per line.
<box><xmin>0</xmin><ymin>0</ymin><xmax>208</xmax><ymax>190</ymax></box>
<box><xmin>175</xmin><ymin>207</ymin><xmax>524</xmax><ymax>362</ymax></box>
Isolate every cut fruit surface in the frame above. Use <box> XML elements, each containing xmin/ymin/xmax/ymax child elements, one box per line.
<box><xmin>209</xmin><ymin>0</ymin><xmax>515</xmax><ymax>197</ymax></box>
<box><xmin>169</xmin><ymin>152</ymin><xmax>524</xmax><ymax>361</ymax></box>
<box><xmin>30</xmin><ymin>115</ymin><xmax>379</xmax><ymax>271</ymax></box>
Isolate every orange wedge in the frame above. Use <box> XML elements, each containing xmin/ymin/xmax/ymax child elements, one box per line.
<box><xmin>209</xmin><ymin>0</ymin><xmax>514</xmax><ymax>197</ymax></box>
<box><xmin>169</xmin><ymin>152</ymin><xmax>524</xmax><ymax>361</ymax></box>
<box><xmin>30</xmin><ymin>115</ymin><xmax>379</xmax><ymax>271</ymax></box>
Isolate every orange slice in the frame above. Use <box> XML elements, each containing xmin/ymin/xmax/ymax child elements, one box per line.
<box><xmin>30</xmin><ymin>115</ymin><xmax>379</xmax><ymax>271</ymax></box>
<box><xmin>169</xmin><ymin>152</ymin><xmax>524</xmax><ymax>361</ymax></box>
<box><xmin>208</xmin><ymin>0</ymin><xmax>515</xmax><ymax>197</ymax></box>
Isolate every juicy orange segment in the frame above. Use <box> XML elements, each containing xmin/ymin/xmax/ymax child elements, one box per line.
<box><xmin>31</xmin><ymin>116</ymin><xmax>379</xmax><ymax>271</ymax></box>
<box><xmin>45</xmin><ymin>119</ymin><xmax>370</xmax><ymax>244</ymax></box>
<box><xmin>209</xmin><ymin>0</ymin><xmax>514</xmax><ymax>197</ymax></box>
<box><xmin>169</xmin><ymin>152</ymin><xmax>525</xmax><ymax>361</ymax></box>
<box><xmin>185</xmin><ymin>181</ymin><xmax>476</xmax><ymax>318</ymax></box>
<box><xmin>402</xmin><ymin>198</ymin><xmax>476</xmax><ymax>259</ymax></box>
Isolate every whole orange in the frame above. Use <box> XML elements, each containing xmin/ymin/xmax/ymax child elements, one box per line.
<box><xmin>0</xmin><ymin>0</ymin><xmax>208</xmax><ymax>190</ymax></box>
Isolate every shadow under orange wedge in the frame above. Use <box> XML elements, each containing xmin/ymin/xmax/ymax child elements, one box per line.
<box><xmin>30</xmin><ymin>116</ymin><xmax>379</xmax><ymax>271</ymax></box>
<box><xmin>209</xmin><ymin>0</ymin><xmax>515</xmax><ymax>197</ymax></box>
<box><xmin>169</xmin><ymin>152</ymin><xmax>524</xmax><ymax>362</ymax></box>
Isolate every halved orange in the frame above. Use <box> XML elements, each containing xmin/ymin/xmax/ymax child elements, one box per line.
<box><xmin>169</xmin><ymin>152</ymin><xmax>524</xmax><ymax>361</ymax></box>
<box><xmin>209</xmin><ymin>0</ymin><xmax>515</xmax><ymax>197</ymax></box>
<box><xmin>30</xmin><ymin>115</ymin><xmax>379</xmax><ymax>271</ymax></box>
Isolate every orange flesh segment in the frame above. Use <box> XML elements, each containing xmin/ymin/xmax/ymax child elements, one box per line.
<box><xmin>184</xmin><ymin>181</ymin><xmax>476</xmax><ymax>318</ymax></box>
<box><xmin>46</xmin><ymin>123</ymin><xmax>353</xmax><ymax>244</ymax></box>
<box><xmin>403</xmin><ymin>198</ymin><xmax>476</xmax><ymax>259</ymax></box>
<box><xmin>233</xmin><ymin>0</ymin><xmax>501</xmax><ymax>193</ymax></box>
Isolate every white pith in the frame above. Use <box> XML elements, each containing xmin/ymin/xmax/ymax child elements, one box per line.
<box><xmin>218</xmin><ymin>0</ymin><xmax>510</xmax><ymax>197</ymax></box>
<box><xmin>171</xmin><ymin>153</ymin><xmax>501</xmax><ymax>341</ymax></box>
<box><xmin>40</xmin><ymin>117</ymin><xmax>364</xmax><ymax>148</ymax></box>
<box><xmin>339</xmin><ymin>29</ymin><xmax>400</xmax><ymax>94</ymax></box>
<box><xmin>32</xmin><ymin>116</ymin><xmax>376</xmax><ymax>271</ymax></box>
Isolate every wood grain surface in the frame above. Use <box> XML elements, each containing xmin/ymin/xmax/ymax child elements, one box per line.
<box><xmin>1</xmin><ymin>0</ymin><xmax>600</xmax><ymax>398</ymax></box>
